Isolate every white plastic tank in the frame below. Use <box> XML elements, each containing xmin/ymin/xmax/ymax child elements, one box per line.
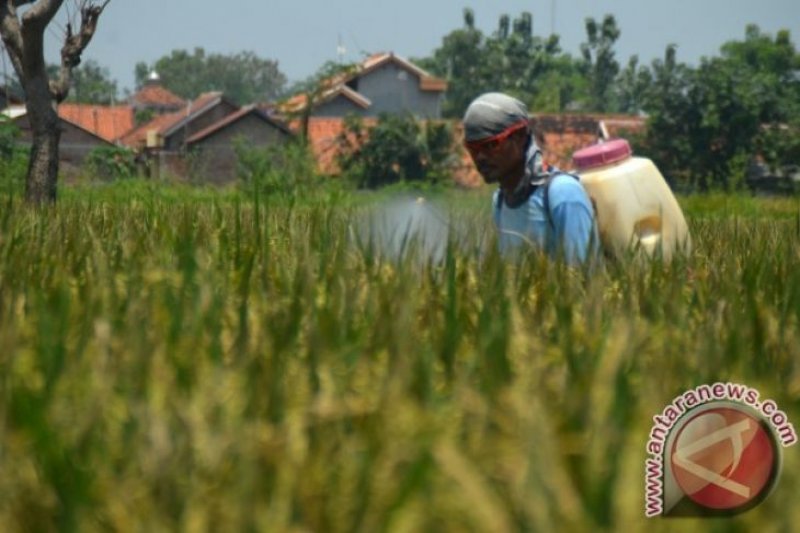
<box><xmin>573</xmin><ymin>139</ymin><xmax>691</xmax><ymax>260</ymax></box>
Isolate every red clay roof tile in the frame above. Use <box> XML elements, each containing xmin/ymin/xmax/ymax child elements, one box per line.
<box><xmin>120</xmin><ymin>92</ymin><xmax>230</xmax><ymax>147</ymax></box>
<box><xmin>57</xmin><ymin>103</ymin><xmax>135</xmax><ymax>143</ymax></box>
<box><xmin>302</xmin><ymin>117</ymin><xmax>375</xmax><ymax>174</ymax></box>
<box><xmin>119</xmin><ymin>111</ymin><xmax>184</xmax><ymax>148</ymax></box>
<box><xmin>131</xmin><ymin>83</ymin><xmax>185</xmax><ymax>108</ymax></box>
<box><xmin>280</xmin><ymin>85</ymin><xmax>372</xmax><ymax>115</ymax></box>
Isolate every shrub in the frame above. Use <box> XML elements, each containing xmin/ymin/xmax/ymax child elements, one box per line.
<box><xmin>85</xmin><ymin>146</ymin><xmax>137</xmax><ymax>181</ymax></box>
<box><xmin>0</xmin><ymin>118</ymin><xmax>27</xmax><ymax>197</ymax></box>
<box><xmin>336</xmin><ymin>113</ymin><xmax>459</xmax><ymax>189</ymax></box>
<box><xmin>234</xmin><ymin>138</ymin><xmax>318</xmax><ymax>198</ymax></box>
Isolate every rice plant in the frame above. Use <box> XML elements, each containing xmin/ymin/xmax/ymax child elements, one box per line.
<box><xmin>0</xmin><ymin>184</ymin><xmax>799</xmax><ymax>532</ymax></box>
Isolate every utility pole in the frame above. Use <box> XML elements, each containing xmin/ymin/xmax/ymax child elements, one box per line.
<box><xmin>337</xmin><ymin>34</ymin><xmax>347</xmax><ymax>64</ymax></box>
<box><xmin>551</xmin><ymin>0</ymin><xmax>556</xmax><ymax>35</ymax></box>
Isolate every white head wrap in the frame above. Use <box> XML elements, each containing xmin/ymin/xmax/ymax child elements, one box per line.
<box><xmin>463</xmin><ymin>93</ymin><xmax>530</xmax><ymax>142</ymax></box>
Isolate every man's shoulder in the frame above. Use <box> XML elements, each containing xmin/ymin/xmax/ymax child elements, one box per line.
<box><xmin>547</xmin><ymin>171</ymin><xmax>581</xmax><ymax>189</ymax></box>
<box><xmin>547</xmin><ymin>172</ymin><xmax>589</xmax><ymax>206</ymax></box>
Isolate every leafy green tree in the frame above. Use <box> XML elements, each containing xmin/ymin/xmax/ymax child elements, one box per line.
<box><xmin>481</xmin><ymin>12</ymin><xmax>569</xmax><ymax>108</ymax></box>
<box><xmin>687</xmin><ymin>57</ymin><xmax>768</xmax><ymax>187</ymax></box>
<box><xmin>722</xmin><ymin>26</ymin><xmax>797</xmax><ymax>84</ymax></box>
<box><xmin>135</xmin><ymin>48</ymin><xmax>286</xmax><ymax>104</ymax></box>
<box><xmin>282</xmin><ymin>60</ymin><xmax>359</xmax><ymax>142</ymax></box>
<box><xmin>720</xmin><ymin>26</ymin><xmax>800</xmax><ymax>176</ymax></box>
<box><xmin>721</xmin><ymin>26</ymin><xmax>800</xmax><ymax>128</ymax></box>
<box><xmin>633</xmin><ymin>45</ymin><xmax>694</xmax><ymax>185</ymax></box>
<box><xmin>615</xmin><ymin>55</ymin><xmax>651</xmax><ymax>114</ymax></box>
<box><xmin>133</xmin><ymin>61</ymin><xmax>149</xmax><ymax>89</ymax></box>
<box><xmin>67</xmin><ymin>59</ymin><xmax>118</xmax><ymax>104</ymax></box>
<box><xmin>638</xmin><ymin>27</ymin><xmax>800</xmax><ymax>189</ymax></box>
<box><xmin>580</xmin><ymin>15</ymin><xmax>621</xmax><ymax>112</ymax></box>
<box><xmin>85</xmin><ymin>145</ymin><xmax>136</xmax><ymax>180</ymax></box>
<box><xmin>419</xmin><ymin>9</ymin><xmax>587</xmax><ymax>117</ymax></box>
<box><xmin>234</xmin><ymin>138</ymin><xmax>317</xmax><ymax>198</ymax></box>
<box><xmin>419</xmin><ymin>8</ymin><xmax>487</xmax><ymax>118</ymax></box>
<box><xmin>756</xmin><ymin>121</ymin><xmax>800</xmax><ymax>177</ymax></box>
<box><xmin>336</xmin><ymin>113</ymin><xmax>457</xmax><ymax>188</ymax></box>
<box><xmin>525</xmin><ymin>53</ymin><xmax>588</xmax><ymax>113</ymax></box>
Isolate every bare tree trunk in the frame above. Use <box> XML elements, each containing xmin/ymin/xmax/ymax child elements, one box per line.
<box><xmin>26</xmin><ymin>109</ymin><xmax>61</xmax><ymax>202</ymax></box>
<box><xmin>24</xmin><ymin>58</ymin><xmax>61</xmax><ymax>202</ymax></box>
<box><xmin>0</xmin><ymin>0</ymin><xmax>110</xmax><ymax>204</ymax></box>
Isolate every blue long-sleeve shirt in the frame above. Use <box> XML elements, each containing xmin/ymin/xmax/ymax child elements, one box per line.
<box><xmin>492</xmin><ymin>145</ymin><xmax>599</xmax><ymax>265</ymax></box>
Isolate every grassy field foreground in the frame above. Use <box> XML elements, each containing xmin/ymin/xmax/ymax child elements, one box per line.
<box><xmin>1</xmin><ymin>185</ymin><xmax>800</xmax><ymax>531</ymax></box>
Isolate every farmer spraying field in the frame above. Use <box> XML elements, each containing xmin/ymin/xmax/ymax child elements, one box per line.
<box><xmin>463</xmin><ymin>93</ymin><xmax>599</xmax><ymax>265</ymax></box>
<box><xmin>464</xmin><ymin>92</ymin><xmax>692</xmax><ymax>262</ymax></box>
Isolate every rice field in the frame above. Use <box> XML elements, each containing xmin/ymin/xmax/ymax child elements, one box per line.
<box><xmin>1</xmin><ymin>181</ymin><xmax>799</xmax><ymax>532</ymax></box>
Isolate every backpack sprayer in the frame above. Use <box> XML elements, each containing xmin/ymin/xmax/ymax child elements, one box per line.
<box><xmin>573</xmin><ymin>138</ymin><xmax>692</xmax><ymax>260</ymax></box>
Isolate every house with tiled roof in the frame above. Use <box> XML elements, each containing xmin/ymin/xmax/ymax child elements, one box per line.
<box><xmin>122</xmin><ymin>92</ymin><xmax>293</xmax><ymax>182</ymax></box>
<box><xmin>121</xmin><ymin>91</ymin><xmax>240</xmax><ymax>151</ymax></box>
<box><xmin>130</xmin><ymin>71</ymin><xmax>186</xmax><ymax>115</ymax></box>
<box><xmin>5</xmin><ymin>105</ymin><xmax>114</xmax><ymax>170</ymax></box>
<box><xmin>185</xmin><ymin>105</ymin><xmax>293</xmax><ymax>182</ymax></box>
<box><xmin>281</xmin><ymin>52</ymin><xmax>448</xmax><ymax>119</ymax></box>
<box><xmin>57</xmin><ymin>103</ymin><xmax>135</xmax><ymax>143</ymax></box>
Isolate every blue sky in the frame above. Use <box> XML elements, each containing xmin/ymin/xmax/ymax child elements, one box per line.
<box><xmin>37</xmin><ymin>0</ymin><xmax>800</xmax><ymax>93</ymax></box>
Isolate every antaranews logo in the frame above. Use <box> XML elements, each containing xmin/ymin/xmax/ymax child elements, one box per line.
<box><xmin>644</xmin><ymin>382</ymin><xmax>797</xmax><ymax>518</ymax></box>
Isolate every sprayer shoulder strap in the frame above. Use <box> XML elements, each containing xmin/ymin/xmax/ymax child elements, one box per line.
<box><xmin>493</xmin><ymin>171</ymin><xmax>581</xmax><ymax>231</ymax></box>
<box><xmin>541</xmin><ymin>172</ymin><xmax>583</xmax><ymax>230</ymax></box>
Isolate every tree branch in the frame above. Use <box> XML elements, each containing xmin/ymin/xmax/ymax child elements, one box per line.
<box><xmin>20</xmin><ymin>0</ymin><xmax>63</xmax><ymax>31</ymax></box>
<box><xmin>0</xmin><ymin>1</ymin><xmax>25</xmax><ymax>76</ymax></box>
<box><xmin>50</xmin><ymin>0</ymin><xmax>109</xmax><ymax>102</ymax></box>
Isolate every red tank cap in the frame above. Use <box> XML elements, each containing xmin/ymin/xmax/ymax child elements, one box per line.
<box><xmin>573</xmin><ymin>138</ymin><xmax>632</xmax><ymax>171</ymax></box>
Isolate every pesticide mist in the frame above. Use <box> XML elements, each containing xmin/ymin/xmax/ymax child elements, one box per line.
<box><xmin>359</xmin><ymin>196</ymin><xmax>457</xmax><ymax>263</ymax></box>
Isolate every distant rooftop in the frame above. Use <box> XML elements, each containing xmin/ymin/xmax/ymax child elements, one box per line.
<box><xmin>58</xmin><ymin>103</ymin><xmax>135</xmax><ymax>143</ymax></box>
<box><xmin>131</xmin><ymin>80</ymin><xmax>185</xmax><ymax>109</ymax></box>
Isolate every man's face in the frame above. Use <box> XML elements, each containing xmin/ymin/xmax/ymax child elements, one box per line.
<box><xmin>465</xmin><ymin>123</ymin><xmax>529</xmax><ymax>185</ymax></box>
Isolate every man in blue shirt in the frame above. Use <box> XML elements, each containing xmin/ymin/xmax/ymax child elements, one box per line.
<box><xmin>463</xmin><ymin>93</ymin><xmax>599</xmax><ymax>265</ymax></box>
